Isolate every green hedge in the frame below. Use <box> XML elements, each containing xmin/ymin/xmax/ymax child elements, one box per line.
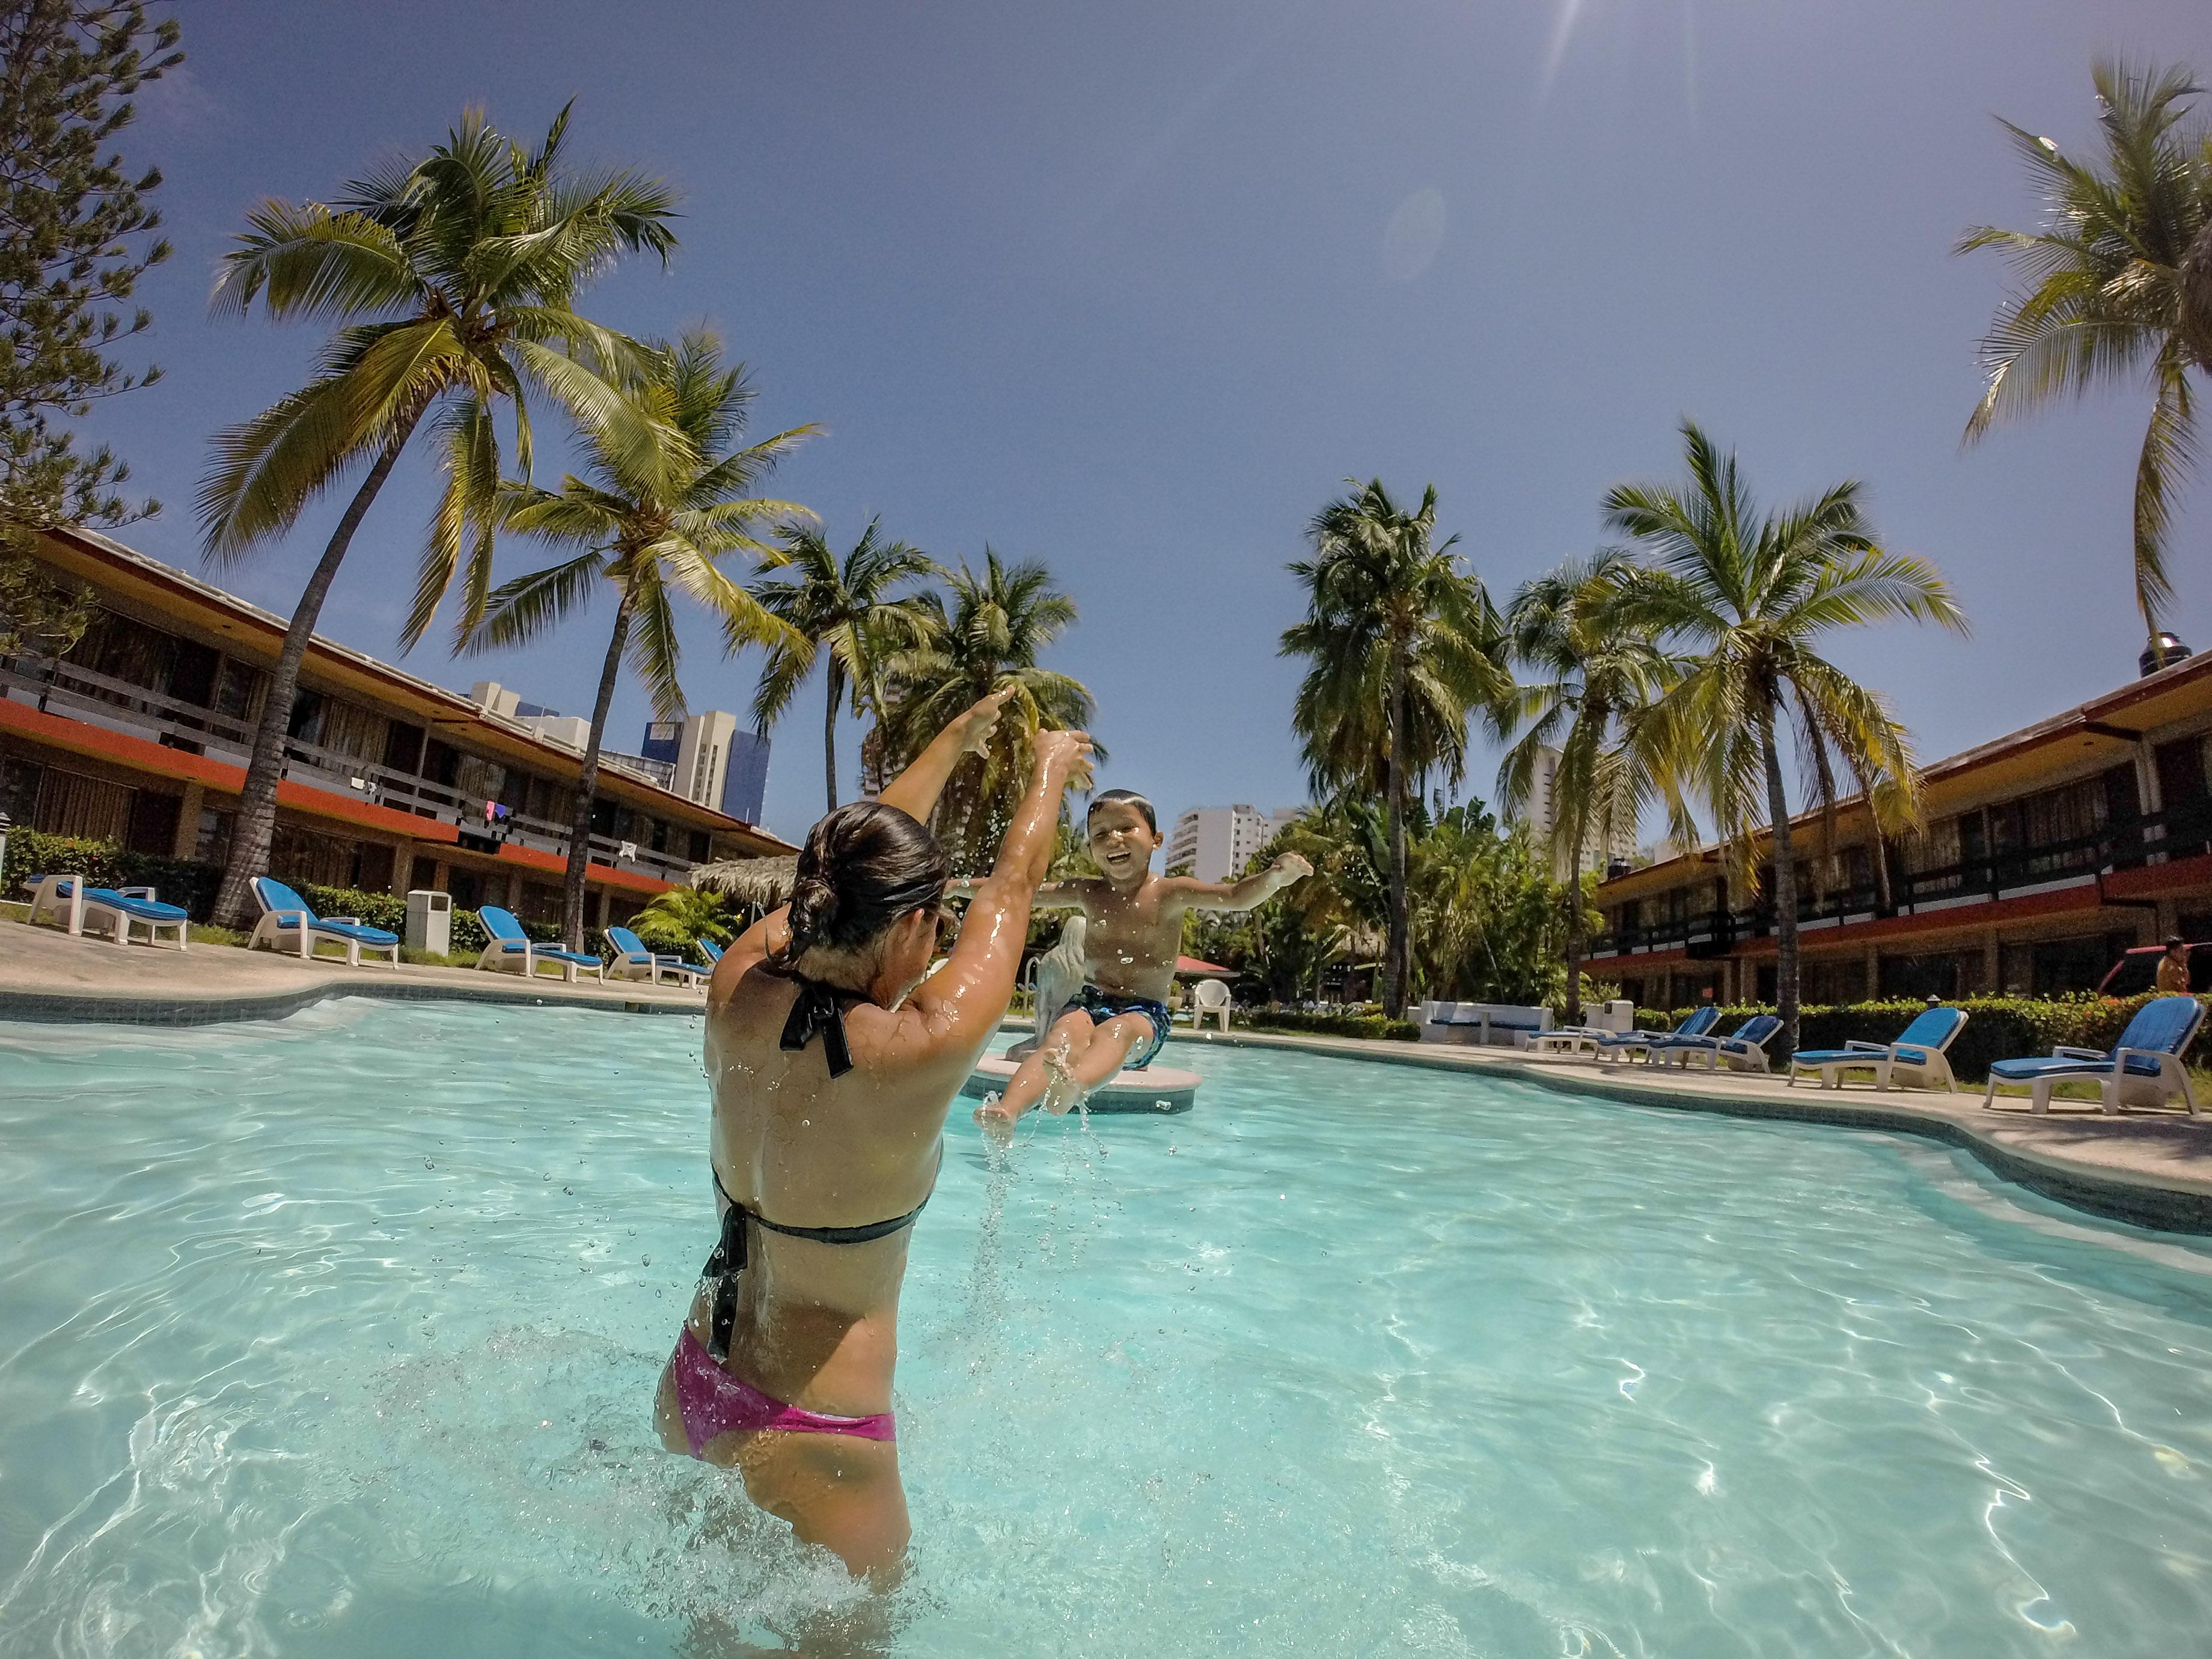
<box><xmin>1238</xmin><ymin>1008</ymin><xmax>1421</xmax><ymax>1042</ymax></box>
<box><xmin>1634</xmin><ymin>995</ymin><xmax>2211</xmax><ymax>1084</ymax></box>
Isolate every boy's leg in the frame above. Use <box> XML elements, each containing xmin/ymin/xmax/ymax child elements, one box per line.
<box><xmin>978</xmin><ymin>1009</ymin><xmax>1098</xmax><ymax>1123</ymax></box>
<box><xmin>1053</xmin><ymin>1012</ymin><xmax>1152</xmax><ymax>1104</ymax></box>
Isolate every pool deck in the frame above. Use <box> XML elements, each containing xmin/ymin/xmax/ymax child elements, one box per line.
<box><xmin>0</xmin><ymin>915</ymin><xmax>708</xmax><ymax>1022</ymax></box>
<box><xmin>6</xmin><ymin>916</ymin><xmax>2210</xmax><ymax>1231</ymax></box>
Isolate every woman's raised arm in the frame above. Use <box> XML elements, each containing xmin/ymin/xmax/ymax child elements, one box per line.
<box><xmin>910</xmin><ymin>728</ymin><xmax>1092</xmax><ymax>1043</ymax></box>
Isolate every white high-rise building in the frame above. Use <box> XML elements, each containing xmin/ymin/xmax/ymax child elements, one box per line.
<box><xmin>1521</xmin><ymin>745</ymin><xmax>1637</xmax><ymax>878</ymax></box>
<box><xmin>1164</xmin><ymin>804</ymin><xmax>1301</xmax><ymax>883</ymax></box>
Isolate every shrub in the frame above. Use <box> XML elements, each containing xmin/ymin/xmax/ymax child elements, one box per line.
<box><xmin>1238</xmin><ymin>1007</ymin><xmax>1420</xmax><ymax>1042</ymax></box>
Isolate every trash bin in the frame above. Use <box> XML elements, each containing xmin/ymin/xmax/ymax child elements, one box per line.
<box><xmin>405</xmin><ymin>888</ymin><xmax>451</xmax><ymax>956</ymax></box>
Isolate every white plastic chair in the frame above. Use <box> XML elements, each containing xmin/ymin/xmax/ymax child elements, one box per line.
<box><xmin>1192</xmin><ymin>977</ymin><xmax>1233</xmax><ymax>1032</ymax></box>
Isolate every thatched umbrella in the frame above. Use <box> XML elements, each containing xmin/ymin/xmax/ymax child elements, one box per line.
<box><xmin>686</xmin><ymin>855</ymin><xmax>797</xmax><ymax>909</ymax></box>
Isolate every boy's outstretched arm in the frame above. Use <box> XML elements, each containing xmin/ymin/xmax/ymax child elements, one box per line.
<box><xmin>1170</xmin><ymin>852</ymin><xmax>1314</xmax><ymax>914</ymax></box>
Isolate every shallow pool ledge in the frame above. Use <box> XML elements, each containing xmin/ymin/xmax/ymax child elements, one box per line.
<box><xmin>1172</xmin><ymin>1028</ymin><xmax>2212</xmax><ymax>1235</ymax></box>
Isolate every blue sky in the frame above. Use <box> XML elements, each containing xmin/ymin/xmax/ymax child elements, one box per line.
<box><xmin>82</xmin><ymin>0</ymin><xmax>2212</xmax><ymax>848</ymax></box>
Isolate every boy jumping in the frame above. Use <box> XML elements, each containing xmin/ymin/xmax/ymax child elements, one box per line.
<box><xmin>973</xmin><ymin>790</ymin><xmax>1311</xmax><ymax>1126</ymax></box>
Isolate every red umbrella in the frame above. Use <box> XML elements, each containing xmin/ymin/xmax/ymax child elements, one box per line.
<box><xmin>1175</xmin><ymin>955</ymin><xmax>1232</xmax><ymax>976</ymax></box>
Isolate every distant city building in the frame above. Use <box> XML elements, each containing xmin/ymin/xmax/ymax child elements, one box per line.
<box><xmin>1520</xmin><ymin>745</ymin><xmax>1637</xmax><ymax>879</ymax></box>
<box><xmin>1164</xmin><ymin>804</ymin><xmax>1300</xmax><ymax>882</ymax></box>
<box><xmin>638</xmin><ymin>710</ymin><xmax>771</xmax><ymax>825</ymax></box>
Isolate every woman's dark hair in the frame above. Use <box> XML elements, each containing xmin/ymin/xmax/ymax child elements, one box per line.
<box><xmin>772</xmin><ymin>801</ymin><xmax>950</xmax><ymax>968</ymax></box>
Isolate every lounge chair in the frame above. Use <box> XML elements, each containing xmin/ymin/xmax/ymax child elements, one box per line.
<box><xmin>1593</xmin><ymin>1004</ymin><xmax>1719</xmax><ymax>1064</ymax></box>
<box><xmin>1529</xmin><ymin>1001</ymin><xmax>1638</xmax><ymax>1057</ymax></box>
<box><xmin>1191</xmin><ymin>977</ymin><xmax>1232</xmax><ymax>1033</ymax></box>
<box><xmin>25</xmin><ymin>873</ymin><xmax>188</xmax><ymax>949</ymax></box>
<box><xmin>1788</xmin><ymin>1006</ymin><xmax>1967</xmax><ymax>1092</ymax></box>
<box><xmin>605</xmin><ymin>924</ymin><xmax>707</xmax><ymax>988</ymax></box>
<box><xmin>1657</xmin><ymin>1012</ymin><xmax>1783</xmax><ymax>1072</ymax></box>
<box><xmin>1982</xmin><ymin>994</ymin><xmax>2206</xmax><ymax>1117</ymax></box>
<box><xmin>475</xmin><ymin>905</ymin><xmax>605</xmax><ymax>983</ymax></box>
<box><xmin>247</xmin><ymin>877</ymin><xmax>400</xmax><ymax>968</ymax></box>
<box><xmin>697</xmin><ymin>937</ymin><xmax>724</xmax><ymax>964</ymax></box>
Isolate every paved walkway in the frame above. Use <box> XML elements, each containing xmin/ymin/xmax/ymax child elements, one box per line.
<box><xmin>0</xmin><ymin>915</ymin><xmax>706</xmax><ymax>1020</ymax></box>
<box><xmin>6</xmin><ymin>917</ymin><xmax>2210</xmax><ymax>1229</ymax></box>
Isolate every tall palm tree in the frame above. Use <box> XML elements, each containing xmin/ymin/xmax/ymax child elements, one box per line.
<box><xmin>876</xmin><ymin>549</ymin><xmax>1093</xmax><ymax>868</ymax></box>
<box><xmin>197</xmin><ymin>105</ymin><xmax>677</xmax><ymax>926</ymax></box>
<box><xmin>1959</xmin><ymin>59</ymin><xmax>2212</xmax><ymax>640</ymax></box>
<box><xmin>747</xmin><ymin>520</ymin><xmax>941</xmax><ymax>813</ymax></box>
<box><xmin>1606</xmin><ymin>422</ymin><xmax>1967</xmax><ymax>1058</ymax></box>
<box><xmin>1497</xmin><ymin>549</ymin><xmax>1682</xmax><ymax>1024</ymax></box>
<box><xmin>1280</xmin><ymin>480</ymin><xmax>1512</xmax><ymax>1018</ymax></box>
<box><xmin>469</xmin><ymin>328</ymin><xmax>815</xmax><ymax>948</ymax></box>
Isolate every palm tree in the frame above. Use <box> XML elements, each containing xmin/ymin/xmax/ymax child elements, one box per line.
<box><xmin>1605</xmin><ymin>422</ymin><xmax>1967</xmax><ymax>1058</ymax></box>
<box><xmin>1958</xmin><ymin>59</ymin><xmax>2212</xmax><ymax>640</ymax></box>
<box><xmin>197</xmin><ymin>105</ymin><xmax>677</xmax><ymax>926</ymax></box>
<box><xmin>747</xmin><ymin>521</ymin><xmax>941</xmax><ymax>813</ymax></box>
<box><xmin>1497</xmin><ymin>549</ymin><xmax>1681</xmax><ymax>1024</ymax></box>
<box><xmin>1280</xmin><ymin>480</ymin><xmax>1512</xmax><ymax>1019</ymax></box>
<box><xmin>469</xmin><ymin>327</ymin><xmax>815</xmax><ymax>948</ymax></box>
<box><xmin>875</xmin><ymin>549</ymin><xmax>1093</xmax><ymax>869</ymax></box>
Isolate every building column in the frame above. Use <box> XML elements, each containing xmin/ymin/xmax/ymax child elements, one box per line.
<box><xmin>1984</xmin><ymin>930</ymin><xmax>2002</xmax><ymax>995</ymax></box>
<box><xmin>504</xmin><ymin>869</ymin><xmax>522</xmax><ymax>909</ymax></box>
<box><xmin>392</xmin><ymin>842</ymin><xmax>415</xmax><ymax>894</ymax></box>
<box><xmin>173</xmin><ymin>781</ymin><xmax>204</xmax><ymax>860</ymax></box>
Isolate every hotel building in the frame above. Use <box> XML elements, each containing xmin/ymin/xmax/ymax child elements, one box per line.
<box><xmin>0</xmin><ymin>527</ymin><xmax>791</xmax><ymax>926</ymax></box>
<box><xmin>1587</xmin><ymin>650</ymin><xmax>2212</xmax><ymax>1009</ymax></box>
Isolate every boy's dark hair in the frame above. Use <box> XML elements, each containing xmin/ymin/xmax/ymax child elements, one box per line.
<box><xmin>1086</xmin><ymin>789</ymin><xmax>1158</xmax><ymax>835</ymax></box>
<box><xmin>772</xmin><ymin>801</ymin><xmax>950</xmax><ymax>969</ymax></box>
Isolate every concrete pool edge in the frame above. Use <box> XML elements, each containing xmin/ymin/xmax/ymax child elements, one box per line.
<box><xmin>1165</xmin><ymin>1029</ymin><xmax>2212</xmax><ymax>1236</ymax></box>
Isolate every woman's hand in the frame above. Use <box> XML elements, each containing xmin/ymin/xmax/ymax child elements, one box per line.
<box><xmin>953</xmin><ymin>686</ymin><xmax>1018</xmax><ymax>758</ymax></box>
<box><xmin>1273</xmin><ymin>852</ymin><xmax>1314</xmax><ymax>882</ymax></box>
<box><xmin>1033</xmin><ymin>728</ymin><xmax>1095</xmax><ymax>791</ymax></box>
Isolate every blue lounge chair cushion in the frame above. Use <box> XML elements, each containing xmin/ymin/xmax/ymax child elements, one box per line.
<box><xmin>85</xmin><ymin>887</ymin><xmax>188</xmax><ymax>923</ymax></box>
<box><xmin>697</xmin><ymin>938</ymin><xmax>724</xmax><ymax>963</ymax></box>
<box><xmin>480</xmin><ymin>905</ymin><xmax>599</xmax><ymax>966</ymax></box>
<box><xmin>1602</xmin><ymin>1006</ymin><xmax>1718</xmax><ymax>1048</ymax></box>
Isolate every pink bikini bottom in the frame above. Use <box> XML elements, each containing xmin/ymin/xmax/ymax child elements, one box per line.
<box><xmin>670</xmin><ymin>1325</ymin><xmax>896</xmax><ymax>1451</ymax></box>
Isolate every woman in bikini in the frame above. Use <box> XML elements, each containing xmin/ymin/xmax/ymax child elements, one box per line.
<box><xmin>653</xmin><ymin>688</ymin><xmax>1092</xmax><ymax>1580</ymax></box>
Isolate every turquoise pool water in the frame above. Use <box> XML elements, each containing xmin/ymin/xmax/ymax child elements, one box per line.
<box><xmin>4</xmin><ymin>1001</ymin><xmax>2211</xmax><ymax>1655</ymax></box>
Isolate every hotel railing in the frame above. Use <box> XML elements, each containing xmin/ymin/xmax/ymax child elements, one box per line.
<box><xmin>1</xmin><ymin>652</ymin><xmax>701</xmax><ymax>885</ymax></box>
<box><xmin>1587</xmin><ymin>801</ymin><xmax>2212</xmax><ymax>959</ymax></box>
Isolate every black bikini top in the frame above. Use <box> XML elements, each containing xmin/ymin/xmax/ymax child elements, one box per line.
<box><xmin>778</xmin><ymin>972</ymin><xmax>856</xmax><ymax>1077</ymax></box>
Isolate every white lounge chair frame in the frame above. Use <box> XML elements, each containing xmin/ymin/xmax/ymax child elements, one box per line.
<box><xmin>1191</xmin><ymin>978</ymin><xmax>1232</xmax><ymax>1033</ymax></box>
<box><xmin>79</xmin><ymin>885</ymin><xmax>188</xmax><ymax>952</ymax></box>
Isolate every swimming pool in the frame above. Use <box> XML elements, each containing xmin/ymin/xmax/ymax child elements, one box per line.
<box><xmin>3</xmin><ymin>1000</ymin><xmax>2210</xmax><ymax>1655</ymax></box>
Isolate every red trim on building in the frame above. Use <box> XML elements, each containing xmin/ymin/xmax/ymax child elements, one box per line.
<box><xmin>2104</xmin><ymin>852</ymin><xmax>2212</xmax><ymax>900</ymax></box>
<box><xmin>490</xmin><ymin>839</ymin><xmax>673</xmax><ymax>897</ymax></box>
<box><xmin>1</xmin><ymin>695</ymin><xmax>460</xmax><ymax>843</ymax></box>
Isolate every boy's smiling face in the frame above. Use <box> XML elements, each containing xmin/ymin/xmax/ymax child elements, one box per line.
<box><xmin>1086</xmin><ymin>799</ymin><xmax>1159</xmax><ymax>884</ymax></box>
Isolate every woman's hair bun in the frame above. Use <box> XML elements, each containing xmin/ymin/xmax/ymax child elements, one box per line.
<box><xmin>769</xmin><ymin>802</ymin><xmax>949</xmax><ymax>970</ymax></box>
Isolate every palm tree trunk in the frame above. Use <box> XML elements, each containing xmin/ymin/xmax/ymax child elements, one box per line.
<box><xmin>209</xmin><ymin>411</ymin><xmax>426</xmax><ymax>929</ymax></box>
<box><xmin>823</xmin><ymin>660</ymin><xmax>842</xmax><ymax>813</ymax></box>
<box><xmin>1563</xmin><ymin>835</ymin><xmax>1584</xmax><ymax>1025</ymax></box>
<box><xmin>1381</xmin><ymin>646</ymin><xmax>1411</xmax><ymax>1019</ymax></box>
<box><xmin>561</xmin><ymin>588</ymin><xmax>635</xmax><ymax>951</ymax></box>
<box><xmin>1762</xmin><ymin>711</ymin><xmax>1799</xmax><ymax>1060</ymax></box>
